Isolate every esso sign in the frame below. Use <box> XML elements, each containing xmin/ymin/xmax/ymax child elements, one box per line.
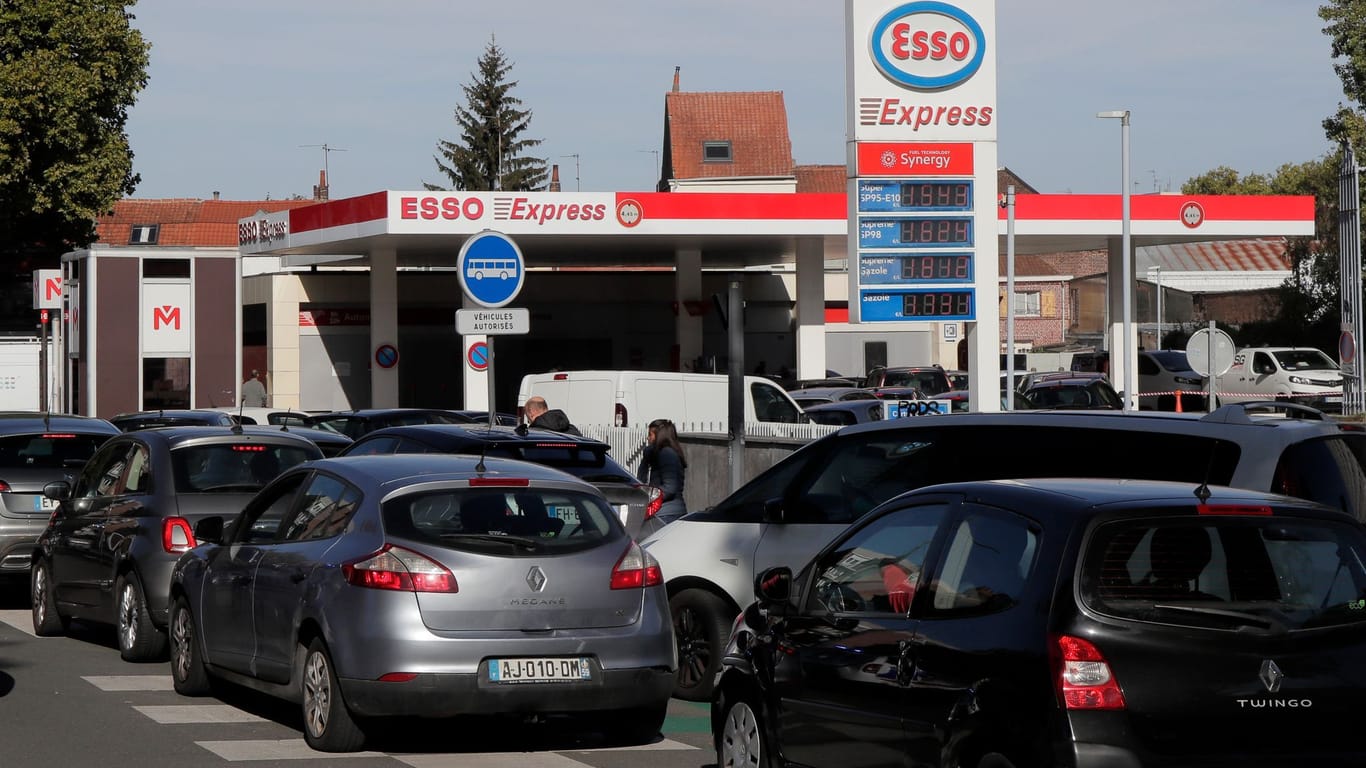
<box><xmin>871</xmin><ymin>2</ymin><xmax>985</xmax><ymax>90</ymax></box>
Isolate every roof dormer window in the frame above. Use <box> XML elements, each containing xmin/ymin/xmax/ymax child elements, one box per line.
<box><xmin>702</xmin><ymin>141</ymin><xmax>733</xmax><ymax>163</ymax></box>
<box><xmin>129</xmin><ymin>224</ymin><xmax>160</xmax><ymax>245</ymax></box>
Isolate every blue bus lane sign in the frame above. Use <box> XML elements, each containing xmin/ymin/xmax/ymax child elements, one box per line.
<box><xmin>458</xmin><ymin>231</ymin><xmax>525</xmax><ymax>308</ymax></box>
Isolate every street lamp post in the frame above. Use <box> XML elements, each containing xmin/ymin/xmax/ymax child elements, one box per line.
<box><xmin>1097</xmin><ymin>110</ymin><xmax>1133</xmax><ymax>410</ymax></box>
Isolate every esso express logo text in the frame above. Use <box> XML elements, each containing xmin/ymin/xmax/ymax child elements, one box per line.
<box><xmin>871</xmin><ymin>2</ymin><xmax>985</xmax><ymax>90</ymax></box>
<box><xmin>400</xmin><ymin>196</ymin><xmax>486</xmax><ymax>221</ymax></box>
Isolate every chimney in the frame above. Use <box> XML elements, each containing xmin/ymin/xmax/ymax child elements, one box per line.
<box><xmin>549</xmin><ymin>164</ymin><xmax>561</xmax><ymax>192</ymax></box>
<box><xmin>672</xmin><ymin>65</ymin><xmax>680</xmax><ymax>93</ymax></box>
<box><xmin>313</xmin><ymin>169</ymin><xmax>329</xmax><ymax>202</ymax></box>
<box><xmin>212</xmin><ymin>190</ymin><xmax>220</xmax><ymax>201</ymax></box>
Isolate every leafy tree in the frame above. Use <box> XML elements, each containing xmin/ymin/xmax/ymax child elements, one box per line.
<box><xmin>1181</xmin><ymin>157</ymin><xmax>1342</xmax><ymax>351</ymax></box>
<box><xmin>0</xmin><ymin>1</ymin><xmax>149</xmax><ymax>268</ymax></box>
<box><xmin>428</xmin><ymin>37</ymin><xmax>547</xmax><ymax>192</ymax></box>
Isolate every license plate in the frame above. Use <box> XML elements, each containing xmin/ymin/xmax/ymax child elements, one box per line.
<box><xmin>33</xmin><ymin>496</ymin><xmax>58</xmax><ymax>512</ymax></box>
<box><xmin>488</xmin><ymin>657</ymin><xmax>592</xmax><ymax>684</ymax></box>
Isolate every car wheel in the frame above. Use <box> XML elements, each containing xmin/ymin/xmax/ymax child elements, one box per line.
<box><xmin>670</xmin><ymin>588</ymin><xmax>732</xmax><ymax>701</ymax></box>
<box><xmin>603</xmin><ymin>701</ymin><xmax>667</xmax><ymax>745</ymax></box>
<box><xmin>169</xmin><ymin>596</ymin><xmax>212</xmax><ymax>696</ymax></box>
<box><xmin>30</xmin><ymin>560</ymin><xmax>68</xmax><ymax>636</ymax></box>
<box><xmin>301</xmin><ymin>637</ymin><xmax>366</xmax><ymax>752</ymax></box>
<box><xmin>976</xmin><ymin>753</ymin><xmax>1016</xmax><ymax>768</ymax></box>
<box><xmin>717</xmin><ymin>694</ymin><xmax>773</xmax><ymax>768</ymax></box>
<box><xmin>116</xmin><ymin>572</ymin><xmax>167</xmax><ymax>662</ymax></box>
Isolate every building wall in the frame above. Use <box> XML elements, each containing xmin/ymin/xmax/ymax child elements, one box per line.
<box><xmin>193</xmin><ymin>257</ymin><xmax>239</xmax><ymax>407</ymax></box>
<box><xmin>998</xmin><ymin>280</ymin><xmax>1068</xmax><ymax>348</ymax></box>
<box><xmin>93</xmin><ymin>257</ymin><xmax>138</xmax><ymax>417</ymax></box>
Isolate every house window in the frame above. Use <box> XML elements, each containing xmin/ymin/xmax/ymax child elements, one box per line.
<box><xmin>702</xmin><ymin>141</ymin><xmax>733</xmax><ymax>163</ymax></box>
<box><xmin>1014</xmin><ymin>291</ymin><xmax>1041</xmax><ymax>316</ymax></box>
<box><xmin>144</xmin><ymin>259</ymin><xmax>190</xmax><ymax>279</ymax></box>
<box><xmin>129</xmin><ymin>224</ymin><xmax>159</xmax><ymax>245</ymax></box>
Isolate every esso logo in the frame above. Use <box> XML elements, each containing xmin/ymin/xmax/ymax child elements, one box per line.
<box><xmin>871</xmin><ymin>2</ymin><xmax>985</xmax><ymax>90</ymax></box>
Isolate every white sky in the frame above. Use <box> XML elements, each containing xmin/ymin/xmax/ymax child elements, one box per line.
<box><xmin>124</xmin><ymin>0</ymin><xmax>1347</xmax><ymax>200</ymax></box>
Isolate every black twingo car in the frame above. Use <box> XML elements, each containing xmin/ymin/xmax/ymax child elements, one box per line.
<box><xmin>713</xmin><ymin>478</ymin><xmax>1366</xmax><ymax>768</ymax></box>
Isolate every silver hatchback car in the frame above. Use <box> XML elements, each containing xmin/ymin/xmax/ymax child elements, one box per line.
<box><xmin>168</xmin><ymin>453</ymin><xmax>676</xmax><ymax>752</ymax></box>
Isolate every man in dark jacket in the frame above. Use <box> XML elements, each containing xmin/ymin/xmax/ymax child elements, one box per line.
<box><xmin>524</xmin><ymin>396</ymin><xmax>582</xmax><ymax>436</ymax></box>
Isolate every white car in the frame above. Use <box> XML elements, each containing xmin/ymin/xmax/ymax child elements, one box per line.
<box><xmin>1222</xmin><ymin>346</ymin><xmax>1344</xmax><ymax>412</ymax></box>
<box><xmin>1137</xmin><ymin>350</ymin><xmax>1207</xmax><ymax>411</ymax></box>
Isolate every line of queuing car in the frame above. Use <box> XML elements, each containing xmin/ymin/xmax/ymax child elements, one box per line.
<box><xmin>18</xmin><ymin>412</ymin><xmax>677</xmax><ymax>752</ymax></box>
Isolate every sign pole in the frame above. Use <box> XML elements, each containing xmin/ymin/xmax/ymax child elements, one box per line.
<box><xmin>1207</xmin><ymin>320</ymin><xmax>1216</xmax><ymax>413</ymax></box>
<box><xmin>486</xmin><ymin>338</ymin><xmax>497</xmax><ymax>430</ymax></box>
<box><xmin>39</xmin><ymin>311</ymin><xmax>47</xmax><ymax>412</ymax></box>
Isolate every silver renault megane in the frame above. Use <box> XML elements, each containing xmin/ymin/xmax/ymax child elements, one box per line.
<box><xmin>168</xmin><ymin>453</ymin><xmax>676</xmax><ymax>752</ymax></box>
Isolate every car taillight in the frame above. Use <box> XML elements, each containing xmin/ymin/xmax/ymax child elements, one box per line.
<box><xmin>614</xmin><ymin>403</ymin><xmax>627</xmax><ymax>427</ymax></box>
<box><xmin>162</xmin><ymin>517</ymin><xmax>196</xmax><ymax>554</ymax></box>
<box><xmin>610</xmin><ymin>541</ymin><xmax>663</xmax><ymax>589</ymax></box>
<box><xmin>643</xmin><ymin>485</ymin><xmax>664</xmax><ymax>519</ymax></box>
<box><xmin>1055</xmin><ymin>634</ymin><xmax>1125</xmax><ymax>710</ymax></box>
<box><xmin>342</xmin><ymin>544</ymin><xmax>458</xmax><ymax>593</ymax></box>
<box><xmin>0</xmin><ymin>480</ymin><xmax>10</xmax><ymax>493</ymax></box>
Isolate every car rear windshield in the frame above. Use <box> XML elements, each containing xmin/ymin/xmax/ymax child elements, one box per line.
<box><xmin>715</xmin><ymin>426</ymin><xmax>1242</xmax><ymax>525</ymax></box>
<box><xmin>882</xmin><ymin>370</ymin><xmax>949</xmax><ymax>395</ymax></box>
<box><xmin>0</xmin><ymin>433</ymin><xmax>108</xmax><ymax>469</ymax></box>
<box><xmin>1273</xmin><ymin>435</ymin><xmax>1366</xmax><ymax>522</ymax></box>
<box><xmin>382</xmin><ymin>488</ymin><xmax>623</xmax><ymax>555</ymax></box>
<box><xmin>469</xmin><ymin>443</ymin><xmax>636</xmax><ymax>485</ymax></box>
<box><xmin>1081</xmin><ymin>514</ymin><xmax>1366</xmax><ymax>632</ymax></box>
<box><xmin>172</xmin><ymin>444</ymin><xmax>316</xmax><ymax>492</ymax></box>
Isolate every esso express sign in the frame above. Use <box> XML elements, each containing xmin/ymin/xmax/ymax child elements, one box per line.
<box><xmin>871</xmin><ymin>2</ymin><xmax>985</xmax><ymax>90</ymax></box>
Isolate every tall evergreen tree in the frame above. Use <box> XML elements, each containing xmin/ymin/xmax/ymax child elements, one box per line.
<box><xmin>0</xmin><ymin>0</ymin><xmax>149</xmax><ymax>268</ymax></box>
<box><xmin>428</xmin><ymin>37</ymin><xmax>547</xmax><ymax>192</ymax></box>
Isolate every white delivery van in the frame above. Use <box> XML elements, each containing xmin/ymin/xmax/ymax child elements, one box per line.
<box><xmin>1222</xmin><ymin>346</ymin><xmax>1344</xmax><ymax>412</ymax></box>
<box><xmin>516</xmin><ymin>370</ymin><xmax>808</xmax><ymax>430</ymax></box>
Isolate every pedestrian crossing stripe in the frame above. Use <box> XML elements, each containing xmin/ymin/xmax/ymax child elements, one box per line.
<box><xmin>83</xmin><ymin>674</ymin><xmax>175</xmax><ymax>691</ymax></box>
<box><xmin>135</xmin><ymin>705</ymin><xmax>267</xmax><ymax>724</ymax></box>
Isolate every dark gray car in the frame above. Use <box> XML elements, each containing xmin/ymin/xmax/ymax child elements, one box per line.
<box><xmin>168</xmin><ymin>454</ymin><xmax>676</xmax><ymax>752</ymax></box>
<box><xmin>30</xmin><ymin>426</ymin><xmax>321</xmax><ymax>661</ymax></box>
<box><xmin>0</xmin><ymin>413</ymin><xmax>120</xmax><ymax>575</ymax></box>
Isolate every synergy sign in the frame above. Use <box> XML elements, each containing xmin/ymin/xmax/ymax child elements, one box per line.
<box><xmin>846</xmin><ymin>0</ymin><xmax>998</xmax><ymax>398</ymax></box>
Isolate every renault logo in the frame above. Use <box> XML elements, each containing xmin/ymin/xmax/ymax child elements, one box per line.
<box><xmin>1260</xmin><ymin>659</ymin><xmax>1284</xmax><ymax>693</ymax></box>
<box><xmin>526</xmin><ymin>566</ymin><xmax>547</xmax><ymax>592</ymax></box>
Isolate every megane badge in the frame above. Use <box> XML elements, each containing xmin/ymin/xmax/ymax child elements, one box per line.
<box><xmin>526</xmin><ymin>566</ymin><xmax>547</xmax><ymax>592</ymax></box>
<box><xmin>1260</xmin><ymin>659</ymin><xmax>1284</xmax><ymax>693</ymax></box>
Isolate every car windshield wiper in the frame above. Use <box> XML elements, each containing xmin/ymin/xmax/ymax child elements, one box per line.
<box><xmin>1152</xmin><ymin>604</ymin><xmax>1287</xmax><ymax>633</ymax></box>
<box><xmin>440</xmin><ymin>533</ymin><xmax>542</xmax><ymax>551</ymax></box>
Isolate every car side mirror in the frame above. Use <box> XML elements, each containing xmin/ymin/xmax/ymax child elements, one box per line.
<box><xmin>43</xmin><ymin>481</ymin><xmax>71</xmax><ymax>501</ymax></box>
<box><xmin>761</xmin><ymin>497</ymin><xmax>786</xmax><ymax>524</ymax></box>
<box><xmin>193</xmin><ymin>516</ymin><xmax>225</xmax><ymax>546</ymax></box>
<box><xmin>755</xmin><ymin>566</ymin><xmax>793</xmax><ymax>609</ymax></box>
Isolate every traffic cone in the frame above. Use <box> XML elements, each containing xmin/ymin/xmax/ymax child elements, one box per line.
<box><xmin>1174</xmin><ymin>392</ymin><xmax>1183</xmax><ymax>413</ymax></box>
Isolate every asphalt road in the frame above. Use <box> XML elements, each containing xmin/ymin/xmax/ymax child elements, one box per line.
<box><xmin>0</xmin><ymin>579</ymin><xmax>716</xmax><ymax>768</ymax></box>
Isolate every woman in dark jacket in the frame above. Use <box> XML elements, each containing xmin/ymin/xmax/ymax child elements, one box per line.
<box><xmin>638</xmin><ymin>419</ymin><xmax>688</xmax><ymax>525</ymax></box>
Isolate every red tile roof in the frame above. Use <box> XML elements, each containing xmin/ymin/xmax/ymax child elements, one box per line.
<box><xmin>795</xmin><ymin>164</ymin><xmax>846</xmax><ymax>193</ymax></box>
<box><xmin>95</xmin><ymin>198</ymin><xmax>317</xmax><ymax>247</ymax></box>
<box><xmin>1141</xmin><ymin>238</ymin><xmax>1290</xmax><ymax>272</ymax></box>
<box><xmin>664</xmin><ymin>92</ymin><xmax>793</xmax><ymax>180</ymax></box>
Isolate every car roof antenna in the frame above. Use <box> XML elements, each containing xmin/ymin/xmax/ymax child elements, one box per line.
<box><xmin>475</xmin><ymin>439</ymin><xmax>489</xmax><ymax>475</ymax></box>
<box><xmin>1193</xmin><ymin>446</ymin><xmax>1217</xmax><ymax>505</ymax></box>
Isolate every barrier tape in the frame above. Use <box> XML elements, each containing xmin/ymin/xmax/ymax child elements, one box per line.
<box><xmin>1138</xmin><ymin>390</ymin><xmax>1341</xmax><ymax>399</ymax></box>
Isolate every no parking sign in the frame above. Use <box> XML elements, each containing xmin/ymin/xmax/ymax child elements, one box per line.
<box><xmin>467</xmin><ymin>341</ymin><xmax>489</xmax><ymax>371</ymax></box>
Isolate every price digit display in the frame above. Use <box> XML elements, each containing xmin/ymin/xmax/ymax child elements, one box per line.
<box><xmin>898</xmin><ymin>181</ymin><xmax>972</xmax><ymax>210</ymax></box>
<box><xmin>902</xmin><ymin>291</ymin><xmax>973</xmax><ymax>319</ymax></box>
<box><xmin>898</xmin><ymin>218</ymin><xmax>973</xmax><ymax>245</ymax></box>
<box><xmin>899</xmin><ymin>254</ymin><xmax>973</xmax><ymax>282</ymax></box>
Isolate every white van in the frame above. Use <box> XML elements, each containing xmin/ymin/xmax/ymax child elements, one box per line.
<box><xmin>1222</xmin><ymin>346</ymin><xmax>1343</xmax><ymax>412</ymax></box>
<box><xmin>516</xmin><ymin>370</ymin><xmax>808</xmax><ymax>430</ymax></box>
